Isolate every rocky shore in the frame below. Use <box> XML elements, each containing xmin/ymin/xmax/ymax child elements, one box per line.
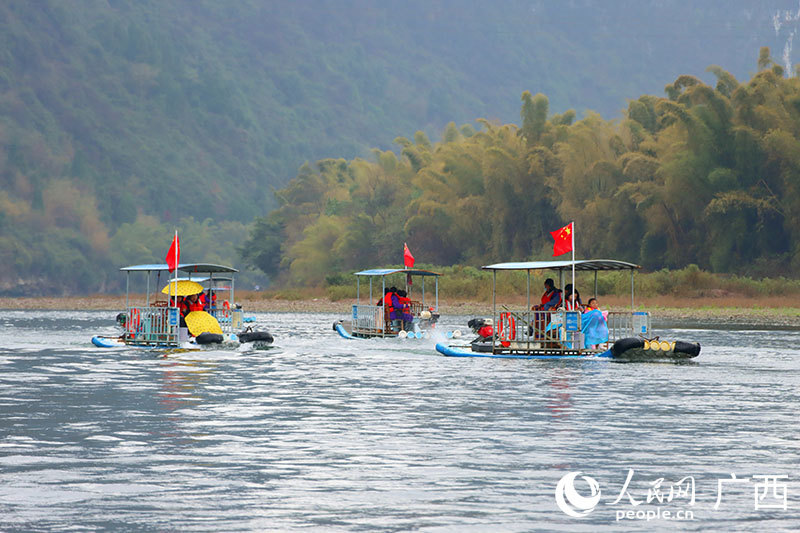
<box><xmin>2</xmin><ymin>294</ymin><xmax>799</xmax><ymax>327</ymax></box>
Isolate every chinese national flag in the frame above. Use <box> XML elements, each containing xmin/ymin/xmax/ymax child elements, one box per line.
<box><xmin>550</xmin><ymin>223</ymin><xmax>573</xmax><ymax>257</ymax></box>
<box><xmin>166</xmin><ymin>232</ymin><xmax>180</xmax><ymax>272</ymax></box>
<box><xmin>404</xmin><ymin>243</ymin><xmax>415</xmax><ymax>268</ymax></box>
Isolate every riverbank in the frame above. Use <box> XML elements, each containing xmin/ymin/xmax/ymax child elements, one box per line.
<box><xmin>2</xmin><ymin>294</ymin><xmax>800</xmax><ymax>326</ymax></box>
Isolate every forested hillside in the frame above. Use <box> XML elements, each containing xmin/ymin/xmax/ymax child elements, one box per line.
<box><xmin>1</xmin><ymin>0</ymin><xmax>799</xmax><ymax>294</ymax></box>
<box><xmin>243</xmin><ymin>49</ymin><xmax>800</xmax><ymax>284</ymax></box>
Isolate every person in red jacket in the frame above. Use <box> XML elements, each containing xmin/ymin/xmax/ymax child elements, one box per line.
<box><xmin>186</xmin><ymin>293</ymin><xmax>204</xmax><ymax>313</ymax></box>
<box><xmin>397</xmin><ymin>289</ymin><xmax>414</xmax><ymax>331</ymax></box>
<box><xmin>378</xmin><ymin>287</ymin><xmax>400</xmax><ymax>331</ymax></box>
<box><xmin>531</xmin><ymin>278</ymin><xmax>562</xmax><ymax>339</ymax></box>
<box><xmin>179</xmin><ymin>296</ymin><xmax>190</xmax><ymax>316</ymax></box>
<box><xmin>532</xmin><ymin>278</ymin><xmax>562</xmax><ymax>311</ymax></box>
<box><xmin>564</xmin><ymin>283</ymin><xmax>583</xmax><ymax>311</ymax></box>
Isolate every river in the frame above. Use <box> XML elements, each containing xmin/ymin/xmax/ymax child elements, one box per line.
<box><xmin>1</xmin><ymin>310</ymin><xmax>798</xmax><ymax>531</ymax></box>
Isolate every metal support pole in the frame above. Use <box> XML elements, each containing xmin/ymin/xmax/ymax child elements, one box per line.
<box><xmin>357</xmin><ymin>277</ymin><xmax>360</xmax><ymax>305</ymax></box>
<box><xmin>492</xmin><ymin>270</ymin><xmax>497</xmax><ymax>354</ymax></box>
<box><xmin>146</xmin><ymin>271</ymin><xmax>150</xmax><ymax>307</ymax></box>
<box><xmin>125</xmin><ymin>272</ymin><xmax>130</xmax><ymax>310</ymax></box>
<box><xmin>382</xmin><ymin>277</ymin><xmax>386</xmax><ymax>338</ymax></box>
<box><xmin>435</xmin><ymin>277</ymin><xmax>439</xmax><ymax>312</ymax></box>
<box><xmin>594</xmin><ymin>271</ymin><xmax>598</xmax><ymax>298</ymax></box>
<box><xmin>422</xmin><ymin>277</ymin><xmax>425</xmax><ymax>308</ymax></box>
<box><xmin>630</xmin><ymin>270</ymin><xmax>635</xmax><ymax>311</ymax></box>
<box><xmin>527</xmin><ymin>269</ymin><xmax>531</xmax><ymax>349</ymax></box>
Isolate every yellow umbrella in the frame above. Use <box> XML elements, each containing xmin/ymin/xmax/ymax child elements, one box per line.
<box><xmin>161</xmin><ymin>280</ymin><xmax>204</xmax><ymax>297</ymax></box>
<box><xmin>185</xmin><ymin>311</ymin><xmax>223</xmax><ymax>336</ymax></box>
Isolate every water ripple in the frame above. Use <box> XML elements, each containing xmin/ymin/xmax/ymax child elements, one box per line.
<box><xmin>0</xmin><ymin>311</ymin><xmax>799</xmax><ymax>530</ymax></box>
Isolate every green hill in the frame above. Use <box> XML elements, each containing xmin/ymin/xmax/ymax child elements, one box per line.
<box><xmin>1</xmin><ymin>0</ymin><xmax>799</xmax><ymax>294</ymax></box>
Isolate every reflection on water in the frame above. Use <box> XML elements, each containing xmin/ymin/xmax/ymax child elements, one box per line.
<box><xmin>159</xmin><ymin>360</ymin><xmax>213</xmax><ymax>412</ymax></box>
<box><xmin>546</xmin><ymin>371</ymin><xmax>574</xmax><ymax>422</ymax></box>
<box><xmin>0</xmin><ymin>310</ymin><xmax>799</xmax><ymax>531</ymax></box>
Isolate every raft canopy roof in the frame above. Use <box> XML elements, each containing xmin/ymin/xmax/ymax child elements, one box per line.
<box><xmin>482</xmin><ymin>259</ymin><xmax>640</xmax><ymax>272</ymax></box>
<box><xmin>120</xmin><ymin>263</ymin><xmax>238</xmax><ymax>274</ymax></box>
<box><xmin>354</xmin><ymin>268</ymin><xmax>441</xmax><ymax>277</ymax></box>
<box><xmin>174</xmin><ymin>276</ymin><xmax>234</xmax><ymax>282</ymax></box>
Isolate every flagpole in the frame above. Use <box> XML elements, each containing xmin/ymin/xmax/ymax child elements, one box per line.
<box><xmin>173</xmin><ymin>230</ymin><xmax>178</xmax><ymax>308</ymax></box>
<box><xmin>174</xmin><ymin>229</ymin><xmax>178</xmax><ymax>295</ymax></box>
<box><xmin>167</xmin><ymin>231</ymin><xmax>173</xmax><ymax>306</ymax></box>
<box><xmin>571</xmin><ymin>221</ymin><xmax>575</xmax><ymax>310</ymax></box>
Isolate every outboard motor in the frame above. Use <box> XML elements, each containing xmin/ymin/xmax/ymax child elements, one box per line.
<box><xmin>467</xmin><ymin>318</ymin><xmax>485</xmax><ymax>331</ymax></box>
<box><xmin>116</xmin><ymin>312</ymin><xmax>127</xmax><ymax>328</ymax></box>
<box><xmin>418</xmin><ymin>309</ymin><xmax>440</xmax><ymax>329</ymax></box>
<box><xmin>467</xmin><ymin>318</ymin><xmax>493</xmax><ymax>340</ymax></box>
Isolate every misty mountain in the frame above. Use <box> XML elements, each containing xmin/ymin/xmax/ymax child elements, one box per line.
<box><xmin>1</xmin><ymin>0</ymin><xmax>799</xmax><ymax>293</ymax></box>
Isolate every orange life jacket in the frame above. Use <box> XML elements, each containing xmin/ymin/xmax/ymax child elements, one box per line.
<box><xmin>541</xmin><ymin>288</ymin><xmax>562</xmax><ymax>309</ymax></box>
<box><xmin>383</xmin><ymin>292</ymin><xmax>396</xmax><ymax>313</ymax></box>
<box><xmin>398</xmin><ymin>296</ymin><xmax>411</xmax><ymax>312</ymax></box>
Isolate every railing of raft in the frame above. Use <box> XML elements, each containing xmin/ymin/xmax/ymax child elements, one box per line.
<box><xmin>408</xmin><ymin>300</ymin><xmax>427</xmax><ymax>317</ymax></box>
<box><xmin>607</xmin><ymin>311</ymin><xmax>650</xmax><ymax>341</ymax></box>
<box><xmin>490</xmin><ymin>309</ymin><xmax>651</xmax><ymax>354</ymax></box>
<box><xmin>209</xmin><ymin>307</ymin><xmax>243</xmax><ymax>333</ymax></box>
<box><xmin>124</xmin><ymin>306</ymin><xmax>178</xmax><ymax>346</ymax></box>
<box><xmin>125</xmin><ymin>306</ymin><xmax>244</xmax><ymax>345</ymax></box>
<box><xmin>352</xmin><ymin>304</ymin><xmax>389</xmax><ymax>337</ymax></box>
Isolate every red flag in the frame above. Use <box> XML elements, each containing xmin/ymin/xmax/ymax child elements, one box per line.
<box><xmin>550</xmin><ymin>223</ymin><xmax>573</xmax><ymax>256</ymax></box>
<box><xmin>166</xmin><ymin>232</ymin><xmax>180</xmax><ymax>272</ymax></box>
<box><xmin>404</xmin><ymin>243</ymin><xmax>415</xmax><ymax>268</ymax></box>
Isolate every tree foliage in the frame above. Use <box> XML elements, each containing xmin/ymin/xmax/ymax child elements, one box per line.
<box><xmin>245</xmin><ymin>49</ymin><xmax>800</xmax><ymax>285</ymax></box>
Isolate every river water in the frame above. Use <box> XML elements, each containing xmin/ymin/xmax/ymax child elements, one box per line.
<box><xmin>1</xmin><ymin>310</ymin><xmax>798</xmax><ymax>531</ymax></box>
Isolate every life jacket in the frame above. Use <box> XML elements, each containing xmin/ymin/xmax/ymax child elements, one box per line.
<box><xmin>565</xmin><ymin>293</ymin><xmax>581</xmax><ymax>311</ymax></box>
<box><xmin>541</xmin><ymin>288</ymin><xmax>562</xmax><ymax>309</ymax></box>
<box><xmin>179</xmin><ymin>300</ymin><xmax>190</xmax><ymax>316</ymax></box>
<box><xmin>188</xmin><ymin>298</ymin><xmax>204</xmax><ymax>312</ymax></box>
<box><xmin>383</xmin><ymin>292</ymin><xmax>396</xmax><ymax>313</ymax></box>
<box><xmin>398</xmin><ymin>295</ymin><xmax>411</xmax><ymax>312</ymax></box>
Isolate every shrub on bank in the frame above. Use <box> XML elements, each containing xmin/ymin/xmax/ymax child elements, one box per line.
<box><xmin>263</xmin><ymin>264</ymin><xmax>800</xmax><ymax>301</ymax></box>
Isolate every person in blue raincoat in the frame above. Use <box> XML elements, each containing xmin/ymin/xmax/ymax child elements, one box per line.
<box><xmin>582</xmin><ymin>298</ymin><xmax>609</xmax><ymax>349</ymax></box>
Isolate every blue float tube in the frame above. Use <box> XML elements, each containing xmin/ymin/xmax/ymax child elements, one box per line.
<box><xmin>435</xmin><ymin>343</ymin><xmax>613</xmax><ymax>360</ymax></box>
<box><xmin>91</xmin><ymin>336</ymin><xmax>125</xmax><ymax>348</ymax></box>
<box><xmin>335</xmin><ymin>323</ymin><xmax>358</xmax><ymax>340</ymax></box>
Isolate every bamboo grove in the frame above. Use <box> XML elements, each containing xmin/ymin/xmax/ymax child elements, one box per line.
<box><xmin>242</xmin><ymin>49</ymin><xmax>800</xmax><ymax>285</ymax></box>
